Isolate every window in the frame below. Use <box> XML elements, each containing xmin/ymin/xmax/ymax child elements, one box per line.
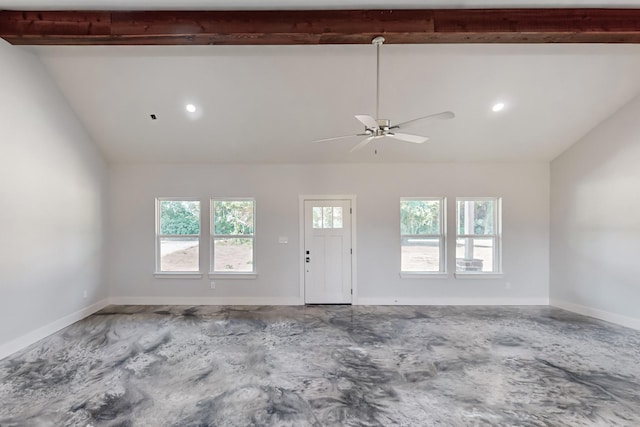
<box><xmin>156</xmin><ymin>199</ymin><xmax>201</xmax><ymax>273</ymax></box>
<box><xmin>456</xmin><ymin>198</ymin><xmax>501</xmax><ymax>273</ymax></box>
<box><xmin>313</xmin><ymin>206</ymin><xmax>343</xmax><ymax>229</ymax></box>
<box><xmin>211</xmin><ymin>199</ymin><xmax>255</xmax><ymax>274</ymax></box>
<box><xmin>400</xmin><ymin>198</ymin><xmax>446</xmax><ymax>274</ymax></box>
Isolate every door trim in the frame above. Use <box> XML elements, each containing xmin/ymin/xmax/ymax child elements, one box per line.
<box><xmin>299</xmin><ymin>195</ymin><xmax>357</xmax><ymax>305</ymax></box>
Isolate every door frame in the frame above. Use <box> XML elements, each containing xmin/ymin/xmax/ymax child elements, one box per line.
<box><xmin>299</xmin><ymin>195</ymin><xmax>357</xmax><ymax>305</ymax></box>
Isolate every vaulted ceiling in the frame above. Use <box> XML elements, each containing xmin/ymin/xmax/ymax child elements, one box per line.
<box><xmin>3</xmin><ymin>1</ymin><xmax>640</xmax><ymax>164</ymax></box>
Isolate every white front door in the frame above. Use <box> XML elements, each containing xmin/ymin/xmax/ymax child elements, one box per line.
<box><xmin>304</xmin><ymin>199</ymin><xmax>352</xmax><ymax>304</ymax></box>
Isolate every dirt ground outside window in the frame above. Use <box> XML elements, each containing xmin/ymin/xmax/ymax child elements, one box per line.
<box><xmin>161</xmin><ymin>243</ymin><xmax>252</xmax><ymax>272</ymax></box>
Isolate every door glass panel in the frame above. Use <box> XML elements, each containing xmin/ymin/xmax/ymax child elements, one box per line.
<box><xmin>332</xmin><ymin>207</ymin><xmax>343</xmax><ymax>228</ymax></box>
<box><xmin>313</xmin><ymin>207</ymin><xmax>323</xmax><ymax>228</ymax></box>
<box><xmin>322</xmin><ymin>207</ymin><xmax>333</xmax><ymax>228</ymax></box>
<box><xmin>312</xmin><ymin>205</ymin><xmax>345</xmax><ymax>229</ymax></box>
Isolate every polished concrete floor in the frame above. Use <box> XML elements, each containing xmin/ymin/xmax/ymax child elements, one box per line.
<box><xmin>1</xmin><ymin>305</ymin><xmax>639</xmax><ymax>426</ymax></box>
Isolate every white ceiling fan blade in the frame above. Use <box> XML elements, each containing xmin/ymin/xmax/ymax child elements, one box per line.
<box><xmin>392</xmin><ymin>111</ymin><xmax>455</xmax><ymax>130</ymax></box>
<box><xmin>387</xmin><ymin>132</ymin><xmax>428</xmax><ymax>144</ymax></box>
<box><xmin>355</xmin><ymin>115</ymin><xmax>379</xmax><ymax>130</ymax></box>
<box><xmin>312</xmin><ymin>133</ymin><xmax>368</xmax><ymax>143</ymax></box>
<box><xmin>350</xmin><ymin>137</ymin><xmax>375</xmax><ymax>152</ymax></box>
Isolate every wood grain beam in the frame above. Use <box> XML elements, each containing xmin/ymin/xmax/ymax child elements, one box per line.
<box><xmin>2</xmin><ymin>9</ymin><xmax>640</xmax><ymax>45</ymax></box>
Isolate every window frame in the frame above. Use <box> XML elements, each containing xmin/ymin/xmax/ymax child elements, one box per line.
<box><xmin>210</xmin><ymin>198</ymin><xmax>257</xmax><ymax>278</ymax></box>
<box><xmin>400</xmin><ymin>197</ymin><xmax>447</xmax><ymax>278</ymax></box>
<box><xmin>455</xmin><ymin>197</ymin><xmax>502</xmax><ymax>276</ymax></box>
<box><xmin>155</xmin><ymin>197</ymin><xmax>202</xmax><ymax>278</ymax></box>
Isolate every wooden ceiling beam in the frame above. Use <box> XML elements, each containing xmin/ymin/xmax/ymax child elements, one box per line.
<box><xmin>2</xmin><ymin>9</ymin><xmax>640</xmax><ymax>45</ymax></box>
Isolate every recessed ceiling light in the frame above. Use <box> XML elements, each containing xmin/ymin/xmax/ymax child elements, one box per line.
<box><xmin>186</xmin><ymin>104</ymin><xmax>197</xmax><ymax>113</ymax></box>
<box><xmin>492</xmin><ymin>102</ymin><xmax>505</xmax><ymax>112</ymax></box>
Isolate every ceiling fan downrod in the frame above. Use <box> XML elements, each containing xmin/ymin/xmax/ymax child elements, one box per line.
<box><xmin>372</xmin><ymin>36</ymin><xmax>385</xmax><ymax>122</ymax></box>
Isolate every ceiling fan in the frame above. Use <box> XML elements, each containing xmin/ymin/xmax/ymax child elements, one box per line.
<box><xmin>313</xmin><ymin>36</ymin><xmax>455</xmax><ymax>152</ymax></box>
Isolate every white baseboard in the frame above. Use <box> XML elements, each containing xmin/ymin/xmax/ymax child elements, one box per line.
<box><xmin>0</xmin><ymin>299</ymin><xmax>110</xmax><ymax>361</ymax></box>
<box><xmin>108</xmin><ymin>296</ymin><xmax>304</xmax><ymax>306</ymax></box>
<box><xmin>356</xmin><ymin>297</ymin><xmax>549</xmax><ymax>306</ymax></box>
<box><xmin>550</xmin><ymin>300</ymin><xmax>640</xmax><ymax>331</ymax></box>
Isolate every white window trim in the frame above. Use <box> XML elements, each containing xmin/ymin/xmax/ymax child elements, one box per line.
<box><xmin>400</xmin><ymin>272</ymin><xmax>449</xmax><ymax>279</ymax></box>
<box><xmin>154</xmin><ymin>272</ymin><xmax>203</xmax><ymax>279</ymax></box>
<box><xmin>400</xmin><ymin>197</ymin><xmax>447</xmax><ymax>276</ymax></box>
<box><xmin>208</xmin><ymin>273</ymin><xmax>257</xmax><ymax>280</ymax></box>
<box><xmin>155</xmin><ymin>197</ymin><xmax>202</xmax><ymax>276</ymax></box>
<box><xmin>455</xmin><ymin>197</ymin><xmax>502</xmax><ymax>275</ymax></box>
<box><xmin>454</xmin><ymin>272</ymin><xmax>504</xmax><ymax>279</ymax></box>
<box><xmin>210</xmin><ymin>198</ymin><xmax>257</xmax><ymax>276</ymax></box>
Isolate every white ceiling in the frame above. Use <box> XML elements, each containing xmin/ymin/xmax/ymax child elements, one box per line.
<box><xmin>29</xmin><ymin>43</ymin><xmax>640</xmax><ymax>164</ymax></box>
<box><xmin>6</xmin><ymin>0</ymin><xmax>640</xmax><ymax>164</ymax></box>
<box><xmin>2</xmin><ymin>0</ymin><xmax>640</xmax><ymax>10</ymax></box>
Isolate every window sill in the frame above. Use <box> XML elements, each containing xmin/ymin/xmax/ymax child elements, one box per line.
<box><xmin>400</xmin><ymin>273</ymin><xmax>448</xmax><ymax>279</ymax></box>
<box><xmin>154</xmin><ymin>272</ymin><xmax>203</xmax><ymax>279</ymax></box>
<box><xmin>208</xmin><ymin>273</ymin><xmax>257</xmax><ymax>280</ymax></box>
<box><xmin>454</xmin><ymin>273</ymin><xmax>504</xmax><ymax>280</ymax></box>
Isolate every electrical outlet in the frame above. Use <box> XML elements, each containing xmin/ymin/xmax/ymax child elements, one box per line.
<box><xmin>505</xmin><ymin>282</ymin><xmax>511</xmax><ymax>290</ymax></box>
<box><xmin>83</xmin><ymin>290</ymin><xmax>88</xmax><ymax>298</ymax></box>
<box><xmin>210</xmin><ymin>281</ymin><xmax>216</xmax><ymax>289</ymax></box>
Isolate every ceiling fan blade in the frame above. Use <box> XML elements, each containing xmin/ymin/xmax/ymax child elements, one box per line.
<box><xmin>312</xmin><ymin>134</ymin><xmax>367</xmax><ymax>143</ymax></box>
<box><xmin>355</xmin><ymin>115</ymin><xmax>379</xmax><ymax>130</ymax></box>
<box><xmin>387</xmin><ymin>132</ymin><xmax>428</xmax><ymax>144</ymax></box>
<box><xmin>350</xmin><ymin>137</ymin><xmax>375</xmax><ymax>152</ymax></box>
<box><xmin>392</xmin><ymin>111</ymin><xmax>455</xmax><ymax>130</ymax></box>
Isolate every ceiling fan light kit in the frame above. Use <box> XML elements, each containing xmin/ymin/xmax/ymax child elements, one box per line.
<box><xmin>313</xmin><ymin>36</ymin><xmax>455</xmax><ymax>152</ymax></box>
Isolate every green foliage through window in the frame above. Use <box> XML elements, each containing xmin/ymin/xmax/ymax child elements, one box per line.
<box><xmin>214</xmin><ymin>200</ymin><xmax>254</xmax><ymax>235</ymax></box>
<box><xmin>159</xmin><ymin>201</ymin><xmax>200</xmax><ymax>235</ymax></box>
<box><xmin>400</xmin><ymin>200</ymin><xmax>441</xmax><ymax>235</ymax></box>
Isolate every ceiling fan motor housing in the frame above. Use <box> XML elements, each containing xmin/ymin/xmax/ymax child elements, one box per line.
<box><xmin>373</xmin><ymin>118</ymin><xmax>391</xmax><ymax>136</ymax></box>
<box><xmin>376</xmin><ymin>118</ymin><xmax>390</xmax><ymax>129</ymax></box>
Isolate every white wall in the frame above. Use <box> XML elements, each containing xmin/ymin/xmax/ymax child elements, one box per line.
<box><xmin>550</xmin><ymin>95</ymin><xmax>640</xmax><ymax>329</ymax></box>
<box><xmin>0</xmin><ymin>40</ymin><xmax>109</xmax><ymax>357</ymax></box>
<box><xmin>108</xmin><ymin>162</ymin><xmax>549</xmax><ymax>305</ymax></box>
